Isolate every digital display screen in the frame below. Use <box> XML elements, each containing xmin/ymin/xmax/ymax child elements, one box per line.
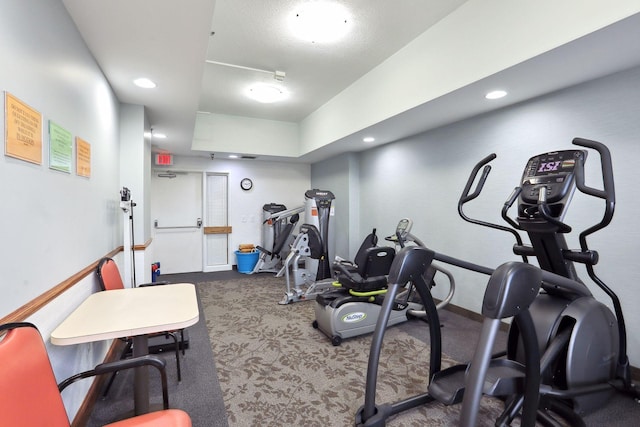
<box><xmin>538</xmin><ymin>161</ymin><xmax>561</xmax><ymax>173</ymax></box>
<box><xmin>396</xmin><ymin>219</ymin><xmax>412</xmax><ymax>234</ymax></box>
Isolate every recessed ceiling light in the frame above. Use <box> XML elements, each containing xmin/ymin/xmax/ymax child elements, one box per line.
<box><xmin>363</xmin><ymin>137</ymin><xmax>375</xmax><ymax>143</ymax></box>
<box><xmin>133</xmin><ymin>78</ymin><xmax>157</xmax><ymax>89</ymax></box>
<box><xmin>289</xmin><ymin>1</ymin><xmax>351</xmax><ymax>43</ymax></box>
<box><xmin>245</xmin><ymin>83</ymin><xmax>288</xmax><ymax>103</ymax></box>
<box><xmin>228</xmin><ymin>154</ymin><xmax>239</xmax><ymax>159</ymax></box>
<box><xmin>485</xmin><ymin>90</ymin><xmax>507</xmax><ymax>100</ymax></box>
<box><xmin>153</xmin><ymin>132</ymin><xmax>167</xmax><ymax>139</ymax></box>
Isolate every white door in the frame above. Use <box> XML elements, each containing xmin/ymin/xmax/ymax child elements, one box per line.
<box><xmin>151</xmin><ymin>171</ymin><xmax>203</xmax><ymax>274</ymax></box>
<box><xmin>203</xmin><ymin>173</ymin><xmax>231</xmax><ymax>272</ymax></box>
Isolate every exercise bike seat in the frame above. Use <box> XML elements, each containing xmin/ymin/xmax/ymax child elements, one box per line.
<box><xmin>334</xmin><ymin>246</ymin><xmax>396</xmax><ymax>292</ymax></box>
<box><xmin>333</xmin><ymin>228</ymin><xmax>379</xmax><ymax>271</ymax></box>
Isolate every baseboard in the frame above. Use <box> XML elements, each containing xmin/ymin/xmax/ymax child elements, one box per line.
<box><xmin>441</xmin><ymin>301</ymin><xmax>640</xmax><ymax>381</ymax></box>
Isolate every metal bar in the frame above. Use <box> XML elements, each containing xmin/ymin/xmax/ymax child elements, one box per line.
<box><xmin>205</xmin><ymin>60</ymin><xmax>274</xmax><ymax>75</ymax></box>
<box><xmin>154</xmin><ymin>218</ymin><xmax>202</xmax><ymax>230</ymax></box>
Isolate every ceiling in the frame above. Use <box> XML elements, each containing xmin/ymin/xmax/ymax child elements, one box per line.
<box><xmin>62</xmin><ymin>0</ymin><xmax>640</xmax><ymax>163</ymax></box>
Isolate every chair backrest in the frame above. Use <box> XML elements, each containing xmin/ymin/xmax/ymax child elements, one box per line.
<box><xmin>357</xmin><ymin>246</ymin><xmax>396</xmax><ymax>278</ymax></box>
<box><xmin>353</xmin><ymin>229</ymin><xmax>378</xmax><ymax>268</ymax></box>
<box><xmin>96</xmin><ymin>257</ymin><xmax>125</xmax><ymax>291</ymax></box>
<box><xmin>0</xmin><ymin>322</ymin><xmax>71</xmax><ymax>427</ymax></box>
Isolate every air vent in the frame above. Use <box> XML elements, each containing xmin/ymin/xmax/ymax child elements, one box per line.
<box><xmin>241</xmin><ymin>155</ymin><xmax>256</xmax><ymax>159</ymax></box>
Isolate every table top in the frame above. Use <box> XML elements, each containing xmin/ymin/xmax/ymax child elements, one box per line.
<box><xmin>51</xmin><ymin>283</ymin><xmax>199</xmax><ymax>346</ymax></box>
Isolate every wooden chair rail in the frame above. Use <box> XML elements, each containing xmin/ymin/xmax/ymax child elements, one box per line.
<box><xmin>0</xmin><ymin>239</ymin><xmax>151</xmax><ymax>324</ymax></box>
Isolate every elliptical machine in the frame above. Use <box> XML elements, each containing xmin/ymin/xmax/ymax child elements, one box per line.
<box><xmin>355</xmin><ymin>138</ymin><xmax>639</xmax><ymax>427</ymax></box>
<box><xmin>313</xmin><ymin>219</ymin><xmax>455</xmax><ymax>346</ymax></box>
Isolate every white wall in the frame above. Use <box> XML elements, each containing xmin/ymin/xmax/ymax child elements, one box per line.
<box><xmin>193</xmin><ymin>113</ymin><xmax>299</xmax><ymax>158</ymax></box>
<box><xmin>0</xmin><ymin>0</ymin><xmax>125</xmax><ymax>420</ymax></box>
<box><xmin>163</xmin><ymin>156</ymin><xmax>311</xmax><ymax>264</ymax></box>
<box><xmin>299</xmin><ymin>0</ymin><xmax>640</xmax><ymax>155</ymax></box>
<box><xmin>120</xmin><ymin>103</ymin><xmax>153</xmax><ymax>283</ymax></box>
<box><xmin>344</xmin><ymin>65</ymin><xmax>640</xmax><ymax>365</ymax></box>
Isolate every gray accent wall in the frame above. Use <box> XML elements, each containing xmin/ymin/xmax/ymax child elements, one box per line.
<box><xmin>313</xmin><ymin>65</ymin><xmax>640</xmax><ymax>365</ymax></box>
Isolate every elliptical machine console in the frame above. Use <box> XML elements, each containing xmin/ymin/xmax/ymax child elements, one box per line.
<box><xmin>388</xmin><ymin>218</ymin><xmax>413</xmax><ymax>241</ymax></box>
<box><xmin>519</xmin><ymin>150</ymin><xmax>582</xmax><ymax>220</ymax></box>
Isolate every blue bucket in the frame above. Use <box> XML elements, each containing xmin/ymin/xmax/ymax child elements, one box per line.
<box><xmin>235</xmin><ymin>250</ymin><xmax>259</xmax><ymax>274</ymax></box>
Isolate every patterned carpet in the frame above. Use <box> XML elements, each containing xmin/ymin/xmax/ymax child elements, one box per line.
<box><xmin>199</xmin><ymin>275</ymin><xmax>506</xmax><ymax>426</ymax></box>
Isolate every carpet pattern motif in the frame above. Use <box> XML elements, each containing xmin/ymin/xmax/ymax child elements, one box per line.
<box><xmin>199</xmin><ymin>276</ymin><xmax>505</xmax><ymax>426</ymax></box>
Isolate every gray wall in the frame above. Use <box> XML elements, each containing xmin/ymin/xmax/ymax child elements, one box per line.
<box><xmin>314</xmin><ymin>65</ymin><xmax>640</xmax><ymax>365</ymax></box>
<box><xmin>311</xmin><ymin>152</ymin><xmax>360</xmax><ymax>261</ymax></box>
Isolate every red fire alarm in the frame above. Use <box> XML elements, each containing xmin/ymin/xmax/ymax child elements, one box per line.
<box><xmin>155</xmin><ymin>153</ymin><xmax>173</xmax><ymax>166</ymax></box>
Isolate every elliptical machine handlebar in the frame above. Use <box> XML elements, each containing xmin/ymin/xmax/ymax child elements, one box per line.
<box><xmin>573</xmin><ymin>138</ymin><xmax>615</xmax><ymax>203</ymax></box>
<box><xmin>571</xmin><ymin>138</ymin><xmax>629</xmax><ymax>372</ymax></box>
<box><xmin>572</xmin><ymin>137</ymin><xmax>616</xmax><ymax>244</ymax></box>
<box><xmin>458</xmin><ymin>153</ymin><xmax>496</xmax><ymax>206</ymax></box>
<box><xmin>457</xmin><ymin>153</ymin><xmax>529</xmax><ymax>262</ymax></box>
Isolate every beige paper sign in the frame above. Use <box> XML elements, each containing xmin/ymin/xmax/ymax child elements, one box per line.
<box><xmin>76</xmin><ymin>137</ymin><xmax>91</xmax><ymax>177</ymax></box>
<box><xmin>5</xmin><ymin>92</ymin><xmax>42</xmax><ymax>164</ymax></box>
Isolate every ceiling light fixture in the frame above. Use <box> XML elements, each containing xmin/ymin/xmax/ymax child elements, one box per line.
<box><xmin>153</xmin><ymin>132</ymin><xmax>167</xmax><ymax>139</ymax></box>
<box><xmin>289</xmin><ymin>1</ymin><xmax>351</xmax><ymax>43</ymax></box>
<box><xmin>363</xmin><ymin>136</ymin><xmax>375</xmax><ymax>143</ymax></box>
<box><xmin>245</xmin><ymin>83</ymin><xmax>288</xmax><ymax>103</ymax></box>
<box><xmin>485</xmin><ymin>90</ymin><xmax>507</xmax><ymax>100</ymax></box>
<box><xmin>228</xmin><ymin>154</ymin><xmax>239</xmax><ymax>159</ymax></box>
<box><xmin>133</xmin><ymin>77</ymin><xmax>156</xmax><ymax>89</ymax></box>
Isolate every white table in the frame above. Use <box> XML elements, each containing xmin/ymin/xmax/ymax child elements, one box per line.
<box><xmin>51</xmin><ymin>283</ymin><xmax>199</xmax><ymax>414</ymax></box>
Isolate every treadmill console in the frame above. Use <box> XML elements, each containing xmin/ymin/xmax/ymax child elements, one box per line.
<box><xmin>518</xmin><ymin>150</ymin><xmax>585</xmax><ymax>220</ymax></box>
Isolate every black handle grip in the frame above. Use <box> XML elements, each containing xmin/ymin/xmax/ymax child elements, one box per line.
<box><xmin>459</xmin><ymin>153</ymin><xmax>497</xmax><ymax>206</ymax></box>
<box><xmin>572</xmin><ymin>137</ymin><xmax>615</xmax><ymax>205</ymax></box>
<box><xmin>571</xmin><ymin>137</ymin><xmax>616</xmax><ymax>247</ymax></box>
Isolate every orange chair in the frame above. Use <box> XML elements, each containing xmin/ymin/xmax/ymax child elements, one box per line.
<box><xmin>96</xmin><ymin>257</ymin><xmax>183</xmax><ymax>395</ymax></box>
<box><xmin>0</xmin><ymin>322</ymin><xmax>191</xmax><ymax>427</ymax></box>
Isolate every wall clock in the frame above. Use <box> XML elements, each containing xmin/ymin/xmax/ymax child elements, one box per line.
<box><xmin>240</xmin><ymin>178</ymin><xmax>253</xmax><ymax>191</ymax></box>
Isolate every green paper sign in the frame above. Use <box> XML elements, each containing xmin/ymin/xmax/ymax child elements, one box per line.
<box><xmin>49</xmin><ymin>121</ymin><xmax>72</xmax><ymax>173</ymax></box>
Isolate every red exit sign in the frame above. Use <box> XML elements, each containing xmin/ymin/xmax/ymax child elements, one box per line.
<box><xmin>155</xmin><ymin>153</ymin><xmax>173</xmax><ymax>166</ymax></box>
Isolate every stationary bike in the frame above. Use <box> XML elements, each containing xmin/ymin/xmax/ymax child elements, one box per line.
<box><xmin>313</xmin><ymin>219</ymin><xmax>455</xmax><ymax>346</ymax></box>
<box><xmin>355</xmin><ymin>138</ymin><xmax>639</xmax><ymax>426</ymax></box>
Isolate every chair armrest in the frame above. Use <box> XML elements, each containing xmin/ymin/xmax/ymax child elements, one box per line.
<box><xmin>333</xmin><ymin>261</ymin><xmax>358</xmax><ymax>277</ymax></box>
<box><xmin>58</xmin><ymin>355</ymin><xmax>170</xmax><ymax>409</ymax></box>
<box><xmin>138</xmin><ymin>281</ymin><xmax>170</xmax><ymax>287</ymax></box>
